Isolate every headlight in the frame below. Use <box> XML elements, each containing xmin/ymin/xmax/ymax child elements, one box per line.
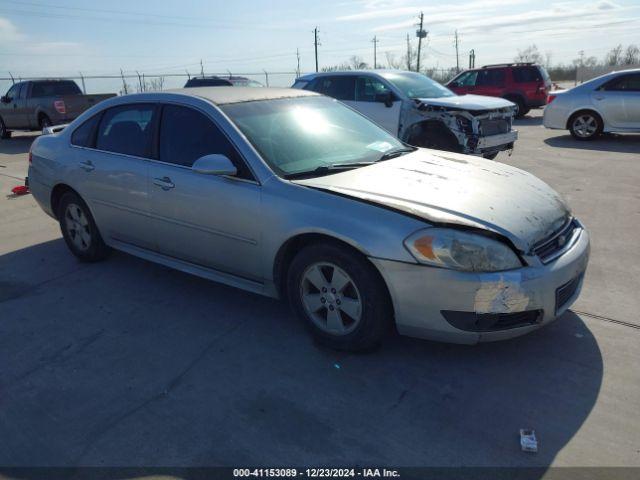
<box><xmin>404</xmin><ymin>228</ymin><xmax>522</xmax><ymax>272</ymax></box>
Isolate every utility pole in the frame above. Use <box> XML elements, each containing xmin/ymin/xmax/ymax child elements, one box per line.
<box><xmin>371</xmin><ymin>36</ymin><xmax>379</xmax><ymax>69</ymax></box>
<box><xmin>200</xmin><ymin>59</ymin><xmax>204</xmax><ymax>77</ymax></box>
<box><xmin>314</xmin><ymin>27</ymin><xmax>320</xmax><ymax>72</ymax></box>
<box><xmin>296</xmin><ymin>48</ymin><xmax>301</xmax><ymax>78</ymax></box>
<box><xmin>416</xmin><ymin>12</ymin><xmax>427</xmax><ymax>73</ymax></box>
<box><xmin>406</xmin><ymin>34</ymin><xmax>412</xmax><ymax>71</ymax></box>
<box><xmin>454</xmin><ymin>30</ymin><xmax>460</xmax><ymax>73</ymax></box>
<box><xmin>468</xmin><ymin>49</ymin><xmax>476</xmax><ymax>69</ymax></box>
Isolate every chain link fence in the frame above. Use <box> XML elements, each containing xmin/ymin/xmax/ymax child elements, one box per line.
<box><xmin>0</xmin><ymin>71</ymin><xmax>302</xmax><ymax>97</ymax></box>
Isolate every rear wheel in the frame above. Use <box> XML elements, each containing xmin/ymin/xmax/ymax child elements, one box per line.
<box><xmin>58</xmin><ymin>191</ymin><xmax>111</xmax><ymax>262</ymax></box>
<box><xmin>287</xmin><ymin>242</ymin><xmax>393</xmax><ymax>352</ymax></box>
<box><xmin>568</xmin><ymin>111</ymin><xmax>602</xmax><ymax>140</ymax></box>
<box><xmin>0</xmin><ymin>116</ymin><xmax>11</xmax><ymax>139</ymax></box>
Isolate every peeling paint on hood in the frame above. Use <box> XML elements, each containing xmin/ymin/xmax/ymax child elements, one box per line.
<box><xmin>293</xmin><ymin>149</ymin><xmax>570</xmax><ymax>252</ymax></box>
<box><xmin>417</xmin><ymin>94</ymin><xmax>515</xmax><ymax>111</ymax></box>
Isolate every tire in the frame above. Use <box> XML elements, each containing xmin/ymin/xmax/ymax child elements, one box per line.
<box><xmin>57</xmin><ymin>191</ymin><xmax>111</xmax><ymax>262</ymax></box>
<box><xmin>39</xmin><ymin>114</ymin><xmax>52</xmax><ymax>129</ymax></box>
<box><xmin>407</xmin><ymin>122</ymin><xmax>461</xmax><ymax>153</ymax></box>
<box><xmin>483</xmin><ymin>152</ymin><xmax>499</xmax><ymax>160</ymax></box>
<box><xmin>287</xmin><ymin>242</ymin><xmax>393</xmax><ymax>352</ymax></box>
<box><xmin>0</xmin><ymin>116</ymin><xmax>11</xmax><ymax>139</ymax></box>
<box><xmin>568</xmin><ymin>111</ymin><xmax>603</xmax><ymax>141</ymax></box>
<box><xmin>505</xmin><ymin>95</ymin><xmax>528</xmax><ymax>118</ymax></box>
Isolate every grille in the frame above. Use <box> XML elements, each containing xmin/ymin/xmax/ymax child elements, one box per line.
<box><xmin>556</xmin><ymin>274</ymin><xmax>584</xmax><ymax>314</ymax></box>
<box><xmin>533</xmin><ymin>219</ymin><xmax>578</xmax><ymax>263</ymax></box>
<box><xmin>479</xmin><ymin>118</ymin><xmax>510</xmax><ymax>136</ymax></box>
<box><xmin>442</xmin><ymin>310</ymin><xmax>542</xmax><ymax>332</ymax></box>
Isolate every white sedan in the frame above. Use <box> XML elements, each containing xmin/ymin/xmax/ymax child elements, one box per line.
<box><xmin>543</xmin><ymin>68</ymin><xmax>640</xmax><ymax>140</ymax></box>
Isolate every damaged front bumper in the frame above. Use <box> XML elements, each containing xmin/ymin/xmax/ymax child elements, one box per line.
<box><xmin>370</xmin><ymin>226</ymin><xmax>590</xmax><ymax>344</ymax></box>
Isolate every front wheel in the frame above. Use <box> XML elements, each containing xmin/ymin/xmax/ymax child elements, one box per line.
<box><xmin>287</xmin><ymin>243</ymin><xmax>393</xmax><ymax>352</ymax></box>
<box><xmin>0</xmin><ymin>116</ymin><xmax>11</xmax><ymax>139</ymax></box>
<box><xmin>483</xmin><ymin>152</ymin><xmax>499</xmax><ymax>160</ymax></box>
<box><xmin>569</xmin><ymin>111</ymin><xmax>602</xmax><ymax>140</ymax></box>
<box><xmin>58</xmin><ymin>191</ymin><xmax>111</xmax><ymax>262</ymax></box>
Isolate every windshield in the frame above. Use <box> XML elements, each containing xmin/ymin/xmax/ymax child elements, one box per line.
<box><xmin>381</xmin><ymin>71</ymin><xmax>455</xmax><ymax>99</ymax></box>
<box><xmin>221</xmin><ymin>96</ymin><xmax>406</xmax><ymax>178</ymax></box>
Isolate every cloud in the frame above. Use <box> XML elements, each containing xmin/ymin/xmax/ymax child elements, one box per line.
<box><xmin>0</xmin><ymin>17</ymin><xmax>25</xmax><ymax>43</ymax></box>
<box><xmin>338</xmin><ymin>0</ymin><xmax>526</xmax><ymax>22</ymax></box>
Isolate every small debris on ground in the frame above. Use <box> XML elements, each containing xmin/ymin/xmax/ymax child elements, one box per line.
<box><xmin>520</xmin><ymin>429</ymin><xmax>538</xmax><ymax>452</ymax></box>
<box><xmin>10</xmin><ymin>185</ymin><xmax>30</xmax><ymax>196</ymax></box>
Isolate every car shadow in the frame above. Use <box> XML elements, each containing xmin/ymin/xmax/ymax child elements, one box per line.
<box><xmin>0</xmin><ymin>239</ymin><xmax>603</xmax><ymax>472</ymax></box>
<box><xmin>0</xmin><ymin>134</ymin><xmax>37</xmax><ymax>156</ymax></box>
<box><xmin>544</xmin><ymin>133</ymin><xmax>640</xmax><ymax>154</ymax></box>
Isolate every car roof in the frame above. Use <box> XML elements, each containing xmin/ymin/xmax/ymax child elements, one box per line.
<box><xmin>163</xmin><ymin>86</ymin><xmax>318</xmax><ymax>105</ymax></box>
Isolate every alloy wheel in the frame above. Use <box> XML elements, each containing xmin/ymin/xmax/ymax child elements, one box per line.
<box><xmin>64</xmin><ymin>203</ymin><xmax>92</xmax><ymax>251</ymax></box>
<box><xmin>572</xmin><ymin>114</ymin><xmax>598</xmax><ymax>138</ymax></box>
<box><xmin>300</xmin><ymin>262</ymin><xmax>362</xmax><ymax>335</ymax></box>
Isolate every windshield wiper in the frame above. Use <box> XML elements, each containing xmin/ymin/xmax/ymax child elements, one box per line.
<box><xmin>377</xmin><ymin>147</ymin><xmax>416</xmax><ymax>161</ymax></box>
<box><xmin>285</xmin><ymin>162</ymin><xmax>375</xmax><ymax>179</ymax></box>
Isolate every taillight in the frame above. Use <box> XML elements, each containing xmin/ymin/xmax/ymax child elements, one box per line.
<box><xmin>547</xmin><ymin>94</ymin><xmax>556</xmax><ymax>104</ymax></box>
<box><xmin>54</xmin><ymin>100</ymin><xmax>66</xmax><ymax>114</ymax></box>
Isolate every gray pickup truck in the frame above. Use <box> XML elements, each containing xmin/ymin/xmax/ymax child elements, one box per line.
<box><xmin>0</xmin><ymin>80</ymin><xmax>115</xmax><ymax>139</ymax></box>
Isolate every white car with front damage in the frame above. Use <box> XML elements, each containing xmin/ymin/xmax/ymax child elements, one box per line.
<box><xmin>293</xmin><ymin>70</ymin><xmax>518</xmax><ymax>159</ymax></box>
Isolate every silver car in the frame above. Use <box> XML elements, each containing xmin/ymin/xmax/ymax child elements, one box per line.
<box><xmin>544</xmin><ymin>68</ymin><xmax>640</xmax><ymax>139</ymax></box>
<box><xmin>28</xmin><ymin>87</ymin><xmax>590</xmax><ymax>351</ymax></box>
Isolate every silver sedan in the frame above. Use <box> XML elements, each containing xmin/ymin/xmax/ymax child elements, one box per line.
<box><xmin>544</xmin><ymin>68</ymin><xmax>640</xmax><ymax>139</ymax></box>
<box><xmin>28</xmin><ymin>87</ymin><xmax>590</xmax><ymax>351</ymax></box>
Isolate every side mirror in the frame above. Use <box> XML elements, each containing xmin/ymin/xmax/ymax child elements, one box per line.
<box><xmin>375</xmin><ymin>91</ymin><xmax>395</xmax><ymax>108</ymax></box>
<box><xmin>0</xmin><ymin>96</ymin><xmax>10</xmax><ymax>103</ymax></box>
<box><xmin>192</xmin><ymin>154</ymin><xmax>237</xmax><ymax>176</ymax></box>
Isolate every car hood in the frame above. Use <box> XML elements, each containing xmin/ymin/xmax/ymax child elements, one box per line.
<box><xmin>417</xmin><ymin>94</ymin><xmax>515</xmax><ymax>111</ymax></box>
<box><xmin>293</xmin><ymin>149</ymin><xmax>570</xmax><ymax>253</ymax></box>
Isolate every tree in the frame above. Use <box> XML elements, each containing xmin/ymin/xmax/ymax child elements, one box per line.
<box><xmin>349</xmin><ymin>56</ymin><xmax>370</xmax><ymax>70</ymax></box>
<box><xmin>623</xmin><ymin>44</ymin><xmax>640</xmax><ymax>65</ymax></box>
<box><xmin>514</xmin><ymin>44</ymin><xmax>543</xmax><ymax>64</ymax></box>
<box><xmin>605</xmin><ymin>44</ymin><xmax>623</xmax><ymax>66</ymax></box>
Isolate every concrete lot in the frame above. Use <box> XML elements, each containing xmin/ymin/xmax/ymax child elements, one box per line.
<box><xmin>0</xmin><ymin>110</ymin><xmax>639</xmax><ymax>469</ymax></box>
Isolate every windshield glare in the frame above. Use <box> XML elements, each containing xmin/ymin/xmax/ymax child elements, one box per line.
<box><xmin>222</xmin><ymin>96</ymin><xmax>405</xmax><ymax>177</ymax></box>
<box><xmin>382</xmin><ymin>72</ymin><xmax>455</xmax><ymax>99</ymax></box>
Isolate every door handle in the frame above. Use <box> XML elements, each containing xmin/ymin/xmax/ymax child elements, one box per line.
<box><xmin>153</xmin><ymin>176</ymin><xmax>175</xmax><ymax>190</ymax></box>
<box><xmin>79</xmin><ymin>160</ymin><xmax>94</xmax><ymax>172</ymax></box>
<box><xmin>594</xmin><ymin>95</ymin><xmax>605</xmax><ymax>101</ymax></box>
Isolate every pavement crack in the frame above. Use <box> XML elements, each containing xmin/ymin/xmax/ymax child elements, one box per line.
<box><xmin>573</xmin><ymin>309</ymin><xmax>640</xmax><ymax>331</ymax></box>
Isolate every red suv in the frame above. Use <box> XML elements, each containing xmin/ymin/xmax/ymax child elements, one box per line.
<box><xmin>446</xmin><ymin>63</ymin><xmax>552</xmax><ymax>117</ymax></box>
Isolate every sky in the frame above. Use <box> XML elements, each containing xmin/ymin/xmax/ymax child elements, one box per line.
<box><xmin>1</xmin><ymin>0</ymin><xmax>639</xmax><ymax>92</ymax></box>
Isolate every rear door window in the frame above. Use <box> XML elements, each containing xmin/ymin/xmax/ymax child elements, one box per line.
<box><xmin>159</xmin><ymin>104</ymin><xmax>253</xmax><ymax>179</ymax></box>
<box><xmin>513</xmin><ymin>67</ymin><xmax>542</xmax><ymax>83</ymax></box>
<box><xmin>96</xmin><ymin>104</ymin><xmax>156</xmax><ymax>157</ymax></box>
<box><xmin>476</xmin><ymin>69</ymin><xmax>505</xmax><ymax>86</ymax></box>
<box><xmin>602</xmin><ymin>74</ymin><xmax>640</xmax><ymax>92</ymax></box>
<box><xmin>314</xmin><ymin>76</ymin><xmax>356</xmax><ymax>101</ymax></box>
